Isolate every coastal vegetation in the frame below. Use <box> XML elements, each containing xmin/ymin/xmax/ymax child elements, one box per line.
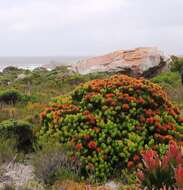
<box><xmin>0</xmin><ymin>57</ymin><xmax>183</xmax><ymax>189</ymax></box>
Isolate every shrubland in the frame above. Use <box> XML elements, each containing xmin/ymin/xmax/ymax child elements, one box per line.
<box><xmin>0</xmin><ymin>59</ymin><xmax>183</xmax><ymax>189</ymax></box>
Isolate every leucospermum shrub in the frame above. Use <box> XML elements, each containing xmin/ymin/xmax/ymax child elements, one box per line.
<box><xmin>38</xmin><ymin>75</ymin><xmax>183</xmax><ymax>182</ymax></box>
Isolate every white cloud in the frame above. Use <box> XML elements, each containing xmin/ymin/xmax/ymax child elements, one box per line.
<box><xmin>0</xmin><ymin>0</ymin><xmax>182</xmax><ymax>56</ymax></box>
<box><xmin>0</xmin><ymin>0</ymin><xmax>128</xmax><ymax>32</ymax></box>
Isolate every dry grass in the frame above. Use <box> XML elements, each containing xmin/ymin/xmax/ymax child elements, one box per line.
<box><xmin>53</xmin><ymin>180</ymin><xmax>113</xmax><ymax>190</ymax></box>
<box><xmin>32</xmin><ymin>144</ymin><xmax>81</xmax><ymax>185</ymax></box>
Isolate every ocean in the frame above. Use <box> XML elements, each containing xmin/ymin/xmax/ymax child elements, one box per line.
<box><xmin>0</xmin><ymin>56</ymin><xmax>84</xmax><ymax>71</ymax></box>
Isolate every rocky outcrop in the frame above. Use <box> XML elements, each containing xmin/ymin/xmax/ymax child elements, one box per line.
<box><xmin>71</xmin><ymin>47</ymin><xmax>170</xmax><ymax>77</ymax></box>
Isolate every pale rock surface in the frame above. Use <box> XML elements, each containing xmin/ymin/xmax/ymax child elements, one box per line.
<box><xmin>0</xmin><ymin>163</ymin><xmax>35</xmax><ymax>190</ymax></box>
<box><xmin>71</xmin><ymin>47</ymin><xmax>170</xmax><ymax>77</ymax></box>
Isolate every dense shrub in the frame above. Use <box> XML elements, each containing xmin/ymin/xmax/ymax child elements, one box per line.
<box><xmin>39</xmin><ymin>75</ymin><xmax>183</xmax><ymax>181</ymax></box>
<box><xmin>2</xmin><ymin>66</ymin><xmax>21</xmax><ymax>73</ymax></box>
<box><xmin>0</xmin><ymin>89</ymin><xmax>22</xmax><ymax>105</ymax></box>
<box><xmin>0</xmin><ymin>120</ymin><xmax>34</xmax><ymax>152</ymax></box>
<box><xmin>137</xmin><ymin>141</ymin><xmax>183</xmax><ymax>189</ymax></box>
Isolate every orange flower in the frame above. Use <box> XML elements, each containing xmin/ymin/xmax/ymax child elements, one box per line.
<box><xmin>122</xmin><ymin>104</ymin><xmax>130</xmax><ymax>110</ymax></box>
<box><xmin>105</xmin><ymin>93</ymin><xmax>115</xmax><ymax>98</ymax></box>
<box><xmin>40</xmin><ymin>111</ymin><xmax>46</xmax><ymax>120</ymax></box>
<box><xmin>96</xmin><ymin>147</ymin><xmax>101</xmax><ymax>153</ymax></box>
<box><xmin>137</xmin><ymin>97</ymin><xmax>145</xmax><ymax>104</ymax></box>
<box><xmin>75</xmin><ymin>143</ymin><xmax>83</xmax><ymax>151</ymax></box>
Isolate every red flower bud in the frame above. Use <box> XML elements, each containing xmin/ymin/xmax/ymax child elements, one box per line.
<box><xmin>122</xmin><ymin>104</ymin><xmax>130</xmax><ymax>110</ymax></box>
<box><xmin>88</xmin><ymin>141</ymin><xmax>97</xmax><ymax>149</ymax></box>
<box><xmin>127</xmin><ymin>161</ymin><xmax>134</xmax><ymax>169</ymax></box>
<box><xmin>75</xmin><ymin>143</ymin><xmax>83</xmax><ymax>151</ymax></box>
<box><xmin>133</xmin><ymin>154</ymin><xmax>140</xmax><ymax>162</ymax></box>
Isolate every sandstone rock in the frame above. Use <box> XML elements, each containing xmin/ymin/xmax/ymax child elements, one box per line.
<box><xmin>71</xmin><ymin>47</ymin><xmax>170</xmax><ymax>77</ymax></box>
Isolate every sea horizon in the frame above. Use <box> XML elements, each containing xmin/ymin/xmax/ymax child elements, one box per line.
<box><xmin>0</xmin><ymin>56</ymin><xmax>86</xmax><ymax>71</ymax></box>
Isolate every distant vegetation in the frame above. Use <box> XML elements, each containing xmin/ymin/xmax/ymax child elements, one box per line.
<box><xmin>0</xmin><ymin>66</ymin><xmax>109</xmax><ymax>123</ymax></box>
<box><xmin>152</xmin><ymin>56</ymin><xmax>183</xmax><ymax>108</ymax></box>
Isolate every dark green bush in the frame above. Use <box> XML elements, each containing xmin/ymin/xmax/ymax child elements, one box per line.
<box><xmin>0</xmin><ymin>89</ymin><xmax>22</xmax><ymax>105</ymax></box>
<box><xmin>2</xmin><ymin>66</ymin><xmax>21</xmax><ymax>73</ymax></box>
<box><xmin>0</xmin><ymin>120</ymin><xmax>34</xmax><ymax>152</ymax></box>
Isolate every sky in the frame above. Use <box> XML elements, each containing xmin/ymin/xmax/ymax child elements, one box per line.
<box><xmin>0</xmin><ymin>0</ymin><xmax>183</xmax><ymax>56</ymax></box>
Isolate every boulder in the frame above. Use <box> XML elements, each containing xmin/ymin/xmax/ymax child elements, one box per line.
<box><xmin>71</xmin><ymin>47</ymin><xmax>170</xmax><ymax>77</ymax></box>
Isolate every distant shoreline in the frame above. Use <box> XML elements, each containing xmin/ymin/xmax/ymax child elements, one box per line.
<box><xmin>0</xmin><ymin>56</ymin><xmax>85</xmax><ymax>71</ymax></box>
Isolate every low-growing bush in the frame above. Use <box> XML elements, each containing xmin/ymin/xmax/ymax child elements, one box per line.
<box><xmin>152</xmin><ymin>71</ymin><xmax>180</xmax><ymax>87</ymax></box>
<box><xmin>152</xmin><ymin>72</ymin><xmax>183</xmax><ymax>107</ymax></box>
<box><xmin>32</xmin><ymin>143</ymin><xmax>81</xmax><ymax>185</ymax></box>
<box><xmin>0</xmin><ymin>89</ymin><xmax>22</xmax><ymax>105</ymax></box>
<box><xmin>39</xmin><ymin>75</ymin><xmax>183</xmax><ymax>182</ymax></box>
<box><xmin>137</xmin><ymin>141</ymin><xmax>183</xmax><ymax>189</ymax></box>
<box><xmin>0</xmin><ymin>120</ymin><xmax>34</xmax><ymax>152</ymax></box>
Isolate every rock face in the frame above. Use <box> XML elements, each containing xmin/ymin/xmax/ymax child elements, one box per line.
<box><xmin>71</xmin><ymin>47</ymin><xmax>170</xmax><ymax>77</ymax></box>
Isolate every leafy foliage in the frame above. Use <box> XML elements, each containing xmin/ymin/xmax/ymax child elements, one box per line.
<box><xmin>0</xmin><ymin>120</ymin><xmax>34</xmax><ymax>152</ymax></box>
<box><xmin>152</xmin><ymin>71</ymin><xmax>180</xmax><ymax>87</ymax></box>
<box><xmin>152</xmin><ymin>71</ymin><xmax>183</xmax><ymax>108</ymax></box>
<box><xmin>137</xmin><ymin>141</ymin><xmax>183</xmax><ymax>189</ymax></box>
<box><xmin>39</xmin><ymin>75</ymin><xmax>183</xmax><ymax>182</ymax></box>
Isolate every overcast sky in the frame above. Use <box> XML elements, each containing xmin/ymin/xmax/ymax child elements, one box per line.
<box><xmin>0</xmin><ymin>0</ymin><xmax>183</xmax><ymax>56</ymax></box>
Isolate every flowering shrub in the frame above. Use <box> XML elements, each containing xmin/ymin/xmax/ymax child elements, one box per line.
<box><xmin>38</xmin><ymin>75</ymin><xmax>183</xmax><ymax>181</ymax></box>
<box><xmin>137</xmin><ymin>141</ymin><xmax>183</xmax><ymax>189</ymax></box>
